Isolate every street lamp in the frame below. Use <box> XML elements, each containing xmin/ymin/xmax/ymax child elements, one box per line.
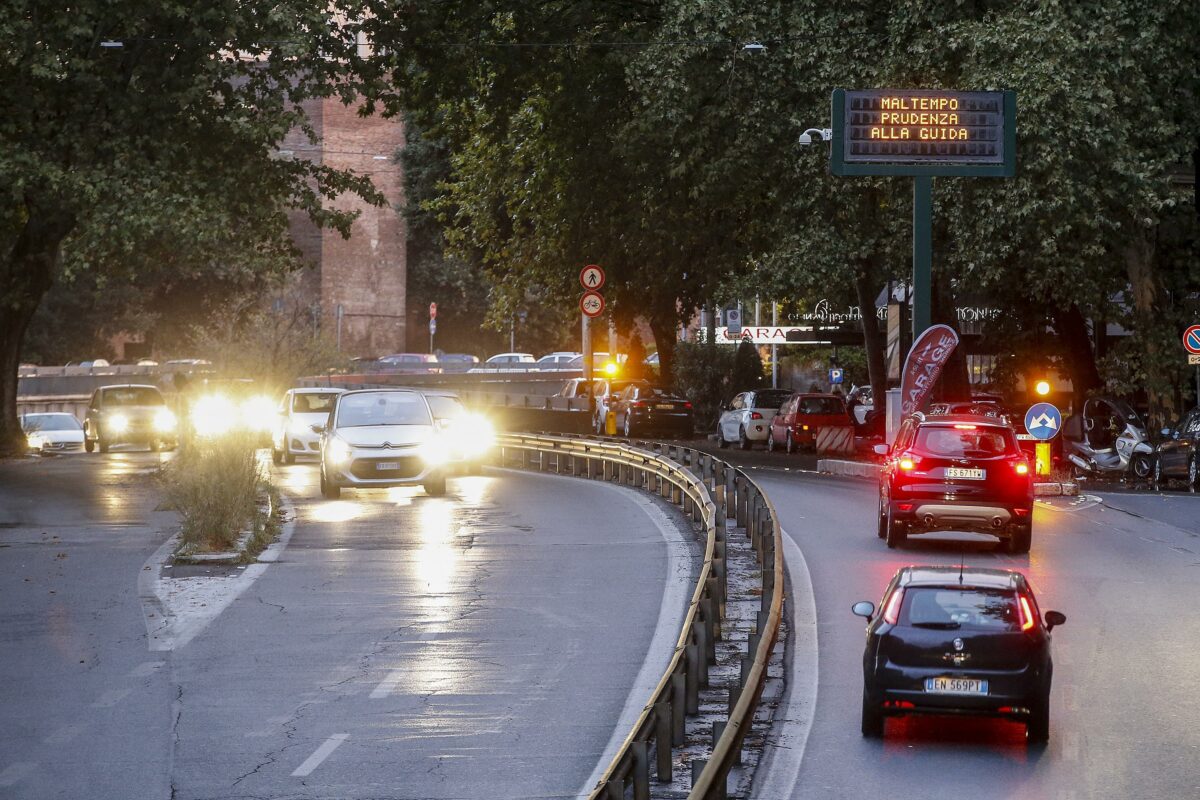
<box><xmin>798</xmin><ymin>128</ymin><xmax>833</xmax><ymax>146</ymax></box>
<box><xmin>1035</xmin><ymin>380</ymin><xmax>1051</xmax><ymax>396</ymax></box>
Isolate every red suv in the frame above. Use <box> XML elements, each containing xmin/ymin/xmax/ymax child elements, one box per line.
<box><xmin>877</xmin><ymin>413</ymin><xmax>1033</xmax><ymax>553</ymax></box>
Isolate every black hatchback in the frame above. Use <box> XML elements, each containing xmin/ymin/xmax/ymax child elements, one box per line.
<box><xmin>852</xmin><ymin>566</ymin><xmax>1065</xmax><ymax>743</ymax></box>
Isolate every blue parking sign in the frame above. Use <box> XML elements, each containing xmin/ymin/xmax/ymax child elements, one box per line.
<box><xmin>1024</xmin><ymin>402</ymin><xmax>1062</xmax><ymax>441</ymax></box>
<box><xmin>829</xmin><ymin>368</ymin><xmax>844</xmax><ymax>385</ymax></box>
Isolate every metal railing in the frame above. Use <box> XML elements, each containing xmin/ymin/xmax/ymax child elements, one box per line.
<box><xmin>494</xmin><ymin>433</ymin><xmax>784</xmax><ymax>799</ymax></box>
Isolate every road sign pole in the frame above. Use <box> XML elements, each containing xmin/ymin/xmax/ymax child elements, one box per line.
<box><xmin>582</xmin><ymin>312</ymin><xmax>593</xmax><ymax>412</ymax></box>
<box><xmin>912</xmin><ymin>175</ymin><xmax>933</xmax><ymax>338</ymax></box>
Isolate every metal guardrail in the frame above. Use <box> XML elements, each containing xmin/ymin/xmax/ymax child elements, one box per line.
<box><xmin>494</xmin><ymin>433</ymin><xmax>784</xmax><ymax>799</ymax></box>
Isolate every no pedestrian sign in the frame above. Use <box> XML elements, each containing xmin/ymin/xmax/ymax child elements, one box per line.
<box><xmin>580</xmin><ymin>290</ymin><xmax>605</xmax><ymax>318</ymax></box>
<box><xmin>1183</xmin><ymin>325</ymin><xmax>1200</xmax><ymax>355</ymax></box>
<box><xmin>580</xmin><ymin>264</ymin><xmax>605</xmax><ymax>290</ymax></box>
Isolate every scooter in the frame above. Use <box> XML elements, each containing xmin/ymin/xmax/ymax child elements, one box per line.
<box><xmin>1062</xmin><ymin>396</ymin><xmax>1155</xmax><ymax>480</ymax></box>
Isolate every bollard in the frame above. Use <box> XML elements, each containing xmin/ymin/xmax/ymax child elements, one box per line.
<box><xmin>685</xmin><ymin>644</ymin><xmax>700</xmax><ymax>713</ymax></box>
<box><xmin>748</xmin><ymin>630</ymin><xmax>761</xmax><ymax>658</ymax></box>
<box><xmin>740</xmin><ymin>656</ymin><xmax>752</xmax><ymax>688</ymax></box>
<box><xmin>756</xmin><ymin>610</ymin><xmax>769</xmax><ymax>637</ymax></box>
<box><xmin>727</xmin><ymin>681</ymin><xmax>740</xmax><ymax>715</ymax></box>
<box><xmin>601</xmin><ymin>779</ymin><xmax>623</xmax><ymax>800</ymax></box>
<box><xmin>700</xmin><ymin>598</ymin><xmax>717</xmax><ymax>661</ymax></box>
<box><xmin>761</xmin><ymin>567</ymin><xmax>775</xmax><ymax>613</ymax></box>
<box><xmin>631</xmin><ymin>740</ymin><xmax>650</xmax><ymax>800</ymax></box>
<box><xmin>705</xmin><ymin>577</ymin><xmax>723</xmax><ymax>629</ymax></box>
<box><xmin>691</xmin><ymin>759</ymin><xmax>707</xmax><ymax>789</ymax></box>
<box><xmin>693</xmin><ymin>620</ymin><xmax>709</xmax><ymax>686</ymax></box>
<box><xmin>671</xmin><ymin>672</ymin><xmax>686</xmax><ymax>744</ymax></box>
<box><xmin>712</xmin><ymin>558</ymin><xmax>727</xmax><ymax>613</ymax></box>
<box><xmin>713</xmin><ymin>720</ymin><xmax>739</xmax><ymax>766</ymax></box>
<box><xmin>654</xmin><ymin>702</ymin><xmax>672</xmax><ymax>782</ymax></box>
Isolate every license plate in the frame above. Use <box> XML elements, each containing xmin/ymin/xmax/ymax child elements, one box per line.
<box><xmin>656</xmin><ymin>404</ymin><xmax>676</xmax><ymax>410</ymax></box>
<box><xmin>946</xmin><ymin>467</ymin><xmax>985</xmax><ymax>480</ymax></box>
<box><xmin>375</xmin><ymin>461</ymin><xmax>399</xmax><ymax>471</ymax></box>
<box><xmin>925</xmin><ymin>676</ymin><xmax>988</xmax><ymax>694</ymax></box>
<box><xmin>1016</xmin><ymin>433</ymin><xmax>1035</xmax><ymax>441</ymax></box>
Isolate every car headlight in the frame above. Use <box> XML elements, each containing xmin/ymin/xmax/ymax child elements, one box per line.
<box><xmin>108</xmin><ymin>414</ymin><xmax>129</xmax><ymax>433</ymax></box>
<box><xmin>241</xmin><ymin>395</ymin><xmax>276</xmax><ymax>432</ymax></box>
<box><xmin>191</xmin><ymin>395</ymin><xmax>235</xmax><ymax>437</ymax></box>
<box><xmin>326</xmin><ymin>436</ymin><xmax>353</xmax><ymax>466</ymax></box>
<box><xmin>417</xmin><ymin>433</ymin><xmax>449</xmax><ymax>466</ymax></box>
<box><xmin>449</xmin><ymin>414</ymin><xmax>494</xmax><ymax>458</ymax></box>
<box><xmin>27</xmin><ymin>434</ymin><xmax>45</xmax><ymax>450</ymax></box>
<box><xmin>154</xmin><ymin>409</ymin><xmax>177</xmax><ymax>432</ymax></box>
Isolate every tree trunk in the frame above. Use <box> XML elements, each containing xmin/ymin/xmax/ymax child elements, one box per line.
<box><xmin>1</xmin><ymin>206</ymin><xmax>75</xmax><ymax>456</ymax></box>
<box><xmin>853</xmin><ymin>267</ymin><xmax>887</xmax><ymax>409</ymax></box>
<box><xmin>1124</xmin><ymin>228</ymin><xmax>1174</xmax><ymax>428</ymax></box>
<box><xmin>1051</xmin><ymin>304</ymin><xmax>1102</xmax><ymax>412</ymax></box>
<box><xmin>648</xmin><ymin>312</ymin><xmax>678</xmax><ymax>389</ymax></box>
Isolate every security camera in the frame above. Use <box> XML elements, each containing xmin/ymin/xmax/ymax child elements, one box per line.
<box><xmin>798</xmin><ymin>127</ymin><xmax>833</xmax><ymax>147</ymax></box>
<box><xmin>799</xmin><ymin>132</ymin><xmax>813</xmax><ymax>145</ymax></box>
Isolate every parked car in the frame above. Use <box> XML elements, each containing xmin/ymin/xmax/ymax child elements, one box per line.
<box><xmin>612</xmin><ymin>384</ymin><xmax>694</xmax><ymax>438</ymax></box>
<box><xmin>717</xmin><ymin>389</ymin><xmax>793</xmax><ymax>450</ymax></box>
<box><xmin>316</xmin><ymin>389</ymin><xmax>451</xmax><ymax>498</ymax></box>
<box><xmin>767</xmin><ymin>392</ymin><xmax>850</xmax><ymax>453</ymax></box>
<box><xmin>536</xmin><ymin>351</ymin><xmax>581</xmax><ymax>370</ymax></box>
<box><xmin>469</xmin><ymin>353</ymin><xmax>537</xmax><ymax>372</ymax></box>
<box><xmin>377</xmin><ymin>353</ymin><xmax>441</xmax><ymax>374</ymax></box>
<box><xmin>876</xmin><ymin>412</ymin><xmax>1033</xmax><ymax>552</ymax></box>
<box><xmin>557</xmin><ymin>378</ymin><xmax>653</xmax><ymax>433</ymax></box>
<box><xmin>437</xmin><ymin>353</ymin><xmax>480</xmax><ymax>373</ymax></box>
<box><xmin>84</xmin><ymin>384</ymin><xmax>177</xmax><ymax>453</ymax></box>
<box><xmin>852</xmin><ymin>566</ymin><xmax>1065</xmax><ymax>742</ymax></box>
<box><xmin>1153</xmin><ymin>406</ymin><xmax>1200</xmax><ymax>489</ymax></box>
<box><xmin>272</xmin><ymin>388</ymin><xmax>344</xmax><ymax>464</ymax></box>
<box><xmin>564</xmin><ymin>352</ymin><xmax>625</xmax><ymax>373</ymax></box>
<box><xmin>21</xmin><ymin>412</ymin><xmax>85</xmax><ymax>454</ymax></box>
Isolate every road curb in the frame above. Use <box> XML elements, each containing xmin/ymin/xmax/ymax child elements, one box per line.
<box><xmin>816</xmin><ymin>458</ymin><xmax>1078</xmax><ymax>496</ymax></box>
<box><xmin>171</xmin><ymin>490</ymin><xmax>274</xmax><ymax>565</ymax></box>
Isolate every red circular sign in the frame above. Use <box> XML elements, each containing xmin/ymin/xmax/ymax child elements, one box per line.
<box><xmin>580</xmin><ymin>290</ymin><xmax>605</xmax><ymax>318</ymax></box>
<box><xmin>1184</xmin><ymin>325</ymin><xmax>1200</xmax><ymax>355</ymax></box>
<box><xmin>429</xmin><ymin>302</ymin><xmax>437</xmax><ymax>320</ymax></box>
<box><xmin>580</xmin><ymin>264</ymin><xmax>605</xmax><ymax>291</ymax></box>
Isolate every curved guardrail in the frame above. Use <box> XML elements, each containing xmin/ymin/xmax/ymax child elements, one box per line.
<box><xmin>494</xmin><ymin>433</ymin><xmax>784</xmax><ymax>799</ymax></box>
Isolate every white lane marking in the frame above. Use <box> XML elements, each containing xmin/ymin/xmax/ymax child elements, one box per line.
<box><xmin>130</xmin><ymin>661</ymin><xmax>164</xmax><ymax>677</ymax></box>
<box><xmin>573</xmin><ymin>479</ymin><xmax>692</xmax><ymax>799</ymax></box>
<box><xmin>139</xmin><ymin>494</ymin><xmax>298</xmax><ymax>651</ymax></box>
<box><xmin>291</xmin><ymin>733</ymin><xmax>349</xmax><ymax>777</ymax></box>
<box><xmin>0</xmin><ymin>762</ymin><xmax>36</xmax><ymax>787</ymax></box>
<box><xmin>369</xmin><ymin>669</ymin><xmax>404</xmax><ymax>699</ymax></box>
<box><xmin>1062</xmin><ymin>730</ymin><xmax>1080</xmax><ymax>762</ymax></box>
<box><xmin>90</xmin><ymin>688</ymin><xmax>132</xmax><ymax>708</ymax></box>
<box><xmin>1062</xmin><ymin>684</ymin><xmax>1079</xmax><ymax>712</ymax></box>
<box><xmin>749</xmin><ymin>526</ymin><xmax>819</xmax><ymax>800</ymax></box>
<box><xmin>43</xmin><ymin>722</ymin><xmax>87</xmax><ymax>745</ymax></box>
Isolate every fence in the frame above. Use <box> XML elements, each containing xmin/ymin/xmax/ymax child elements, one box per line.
<box><xmin>493</xmin><ymin>433</ymin><xmax>784</xmax><ymax>799</ymax></box>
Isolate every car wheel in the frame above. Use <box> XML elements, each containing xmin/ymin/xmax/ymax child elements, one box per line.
<box><xmin>98</xmin><ymin>437</ymin><xmax>110</xmax><ymax>454</ymax></box>
<box><xmin>423</xmin><ymin>472</ymin><xmax>447</xmax><ymax>497</ymax></box>
<box><xmin>1008</xmin><ymin>523</ymin><xmax>1032</xmax><ymax>554</ymax></box>
<box><xmin>272</xmin><ymin>447</ymin><xmax>283</xmax><ymax>465</ymax></box>
<box><xmin>861</xmin><ymin>690</ymin><xmax>884</xmax><ymax>738</ymax></box>
<box><xmin>786</xmin><ymin>430</ymin><xmax>795</xmax><ymax>455</ymax></box>
<box><xmin>877</xmin><ymin>496</ymin><xmax>887</xmax><ymax>539</ymax></box>
<box><xmin>738</xmin><ymin>425</ymin><xmax>752</xmax><ymax>450</ymax></box>
<box><xmin>1027</xmin><ymin>695</ymin><xmax>1050</xmax><ymax>743</ymax></box>
<box><xmin>767</xmin><ymin>430</ymin><xmax>777</xmax><ymax>452</ymax></box>
<box><xmin>1130</xmin><ymin>453</ymin><xmax>1152</xmax><ymax>480</ymax></box>
<box><xmin>716</xmin><ymin>423</ymin><xmax>729</xmax><ymax>449</ymax></box>
<box><xmin>1189</xmin><ymin>456</ymin><xmax>1198</xmax><ymax>491</ymax></box>
<box><xmin>885</xmin><ymin>506</ymin><xmax>906</xmax><ymax>549</ymax></box>
<box><xmin>282</xmin><ymin>448</ymin><xmax>295</xmax><ymax>466</ymax></box>
<box><xmin>85</xmin><ymin>438</ymin><xmax>95</xmax><ymax>453</ymax></box>
<box><xmin>319</xmin><ymin>467</ymin><xmax>340</xmax><ymax>500</ymax></box>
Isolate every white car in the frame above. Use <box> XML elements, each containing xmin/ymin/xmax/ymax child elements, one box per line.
<box><xmin>536</xmin><ymin>351</ymin><xmax>581</xmax><ymax>370</ymax></box>
<box><xmin>318</xmin><ymin>389</ymin><xmax>452</xmax><ymax>498</ymax></box>
<box><xmin>469</xmin><ymin>352</ymin><xmax>537</xmax><ymax>372</ymax></box>
<box><xmin>21</xmin><ymin>412</ymin><xmax>86</xmax><ymax>454</ymax></box>
<box><xmin>272</xmin><ymin>387</ymin><xmax>344</xmax><ymax>464</ymax></box>
<box><xmin>716</xmin><ymin>388</ymin><xmax>794</xmax><ymax>449</ymax></box>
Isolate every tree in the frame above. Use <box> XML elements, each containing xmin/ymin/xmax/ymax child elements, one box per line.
<box><xmin>0</xmin><ymin>1</ymin><xmax>402</xmax><ymax>455</ymax></box>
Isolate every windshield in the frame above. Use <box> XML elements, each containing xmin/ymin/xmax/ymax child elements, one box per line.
<box><xmin>753</xmin><ymin>390</ymin><xmax>792</xmax><ymax>409</ymax></box>
<box><xmin>915</xmin><ymin>425</ymin><xmax>1017</xmax><ymax>457</ymax></box>
<box><xmin>797</xmin><ymin>397</ymin><xmax>845</xmax><ymax>415</ymax></box>
<box><xmin>425</xmin><ymin>395</ymin><xmax>465</xmax><ymax>419</ymax></box>
<box><xmin>336</xmin><ymin>392</ymin><xmax>431</xmax><ymax>428</ymax></box>
<box><xmin>292</xmin><ymin>393</ymin><xmax>337</xmax><ymax>414</ymax></box>
<box><xmin>22</xmin><ymin>414</ymin><xmax>82</xmax><ymax>432</ymax></box>
<box><xmin>901</xmin><ymin>588</ymin><xmax>1020</xmax><ymax>632</ymax></box>
<box><xmin>103</xmin><ymin>387</ymin><xmax>164</xmax><ymax>406</ymax></box>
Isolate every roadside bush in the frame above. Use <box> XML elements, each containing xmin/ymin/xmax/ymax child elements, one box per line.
<box><xmin>673</xmin><ymin>341</ymin><xmax>735</xmax><ymax>429</ymax></box>
<box><xmin>162</xmin><ymin>439</ymin><xmax>265</xmax><ymax>552</ymax></box>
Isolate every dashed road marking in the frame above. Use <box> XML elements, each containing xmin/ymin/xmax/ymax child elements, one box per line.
<box><xmin>369</xmin><ymin>670</ymin><xmax>404</xmax><ymax>699</ymax></box>
<box><xmin>292</xmin><ymin>734</ymin><xmax>349</xmax><ymax>777</ymax></box>
<box><xmin>0</xmin><ymin>762</ymin><xmax>36</xmax><ymax>787</ymax></box>
<box><xmin>90</xmin><ymin>688</ymin><xmax>132</xmax><ymax>708</ymax></box>
<box><xmin>43</xmin><ymin>723</ymin><xmax>86</xmax><ymax>745</ymax></box>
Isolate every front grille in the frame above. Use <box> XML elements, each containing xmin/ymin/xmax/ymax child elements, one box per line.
<box><xmin>350</xmin><ymin>456</ymin><xmax>422</xmax><ymax>480</ymax></box>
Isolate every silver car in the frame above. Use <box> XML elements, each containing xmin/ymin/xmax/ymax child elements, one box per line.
<box><xmin>84</xmin><ymin>384</ymin><xmax>178</xmax><ymax>452</ymax></box>
<box><xmin>272</xmin><ymin>387</ymin><xmax>343</xmax><ymax>464</ymax></box>
<box><xmin>317</xmin><ymin>389</ymin><xmax>449</xmax><ymax>498</ymax></box>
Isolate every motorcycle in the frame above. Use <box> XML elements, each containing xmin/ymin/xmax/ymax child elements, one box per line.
<box><xmin>1062</xmin><ymin>396</ymin><xmax>1155</xmax><ymax>480</ymax></box>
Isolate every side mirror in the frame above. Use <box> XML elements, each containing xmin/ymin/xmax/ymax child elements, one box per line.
<box><xmin>851</xmin><ymin>601</ymin><xmax>875</xmax><ymax>619</ymax></box>
<box><xmin>1044</xmin><ymin>610</ymin><xmax>1066</xmax><ymax>631</ymax></box>
<box><xmin>873</xmin><ymin>444</ymin><xmax>889</xmax><ymax>456</ymax></box>
<box><xmin>310</xmin><ymin>424</ymin><xmax>326</xmax><ymax>434</ymax></box>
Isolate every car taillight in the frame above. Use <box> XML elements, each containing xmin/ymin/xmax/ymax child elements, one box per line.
<box><xmin>1014</xmin><ymin>461</ymin><xmax>1029</xmax><ymax>475</ymax></box>
<box><xmin>684</xmin><ymin>402</ymin><xmax>693</xmax><ymax>410</ymax></box>
<box><xmin>633</xmin><ymin>401</ymin><xmax>646</xmax><ymax>408</ymax></box>
<box><xmin>1018</xmin><ymin>595</ymin><xmax>1036</xmax><ymax>631</ymax></box>
<box><xmin>750</xmin><ymin>411</ymin><xmax>763</xmax><ymax>420</ymax></box>
<box><xmin>883</xmin><ymin>589</ymin><xmax>904</xmax><ymax>625</ymax></box>
<box><xmin>899</xmin><ymin>456</ymin><xmax>916</xmax><ymax>471</ymax></box>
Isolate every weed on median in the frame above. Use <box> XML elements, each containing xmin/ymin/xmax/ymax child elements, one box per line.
<box><xmin>160</xmin><ymin>438</ymin><xmax>268</xmax><ymax>553</ymax></box>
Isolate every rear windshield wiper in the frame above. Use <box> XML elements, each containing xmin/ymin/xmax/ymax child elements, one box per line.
<box><xmin>910</xmin><ymin>621</ymin><xmax>961</xmax><ymax>629</ymax></box>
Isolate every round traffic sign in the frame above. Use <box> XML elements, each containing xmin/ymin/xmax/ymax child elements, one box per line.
<box><xmin>429</xmin><ymin>302</ymin><xmax>437</xmax><ymax>320</ymax></box>
<box><xmin>580</xmin><ymin>264</ymin><xmax>605</xmax><ymax>290</ymax></box>
<box><xmin>1024</xmin><ymin>402</ymin><xmax>1062</xmax><ymax>441</ymax></box>
<box><xmin>580</xmin><ymin>290</ymin><xmax>605</xmax><ymax>318</ymax></box>
<box><xmin>1183</xmin><ymin>325</ymin><xmax>1200</xmax><ymax>355</ymax></box>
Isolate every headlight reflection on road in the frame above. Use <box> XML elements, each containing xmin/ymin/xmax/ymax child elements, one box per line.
<box><xmin>310</xmin><ymin>500</ymin><xmax>363</xmax><ymax>524</ymax></box>
<box><xmin>386</xmin><ymin>486</ymin><xmax>421</xmax><ymax>506</ymax></box>
<box><xmin>454</xmin><ymin>475</ymin><xmax>493</xmax><ymax>507</ymax></box>
<box><xmin>414</xmin><ymin>499</ymin><xmax>458</xmax><ymax>606</ymax></box>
